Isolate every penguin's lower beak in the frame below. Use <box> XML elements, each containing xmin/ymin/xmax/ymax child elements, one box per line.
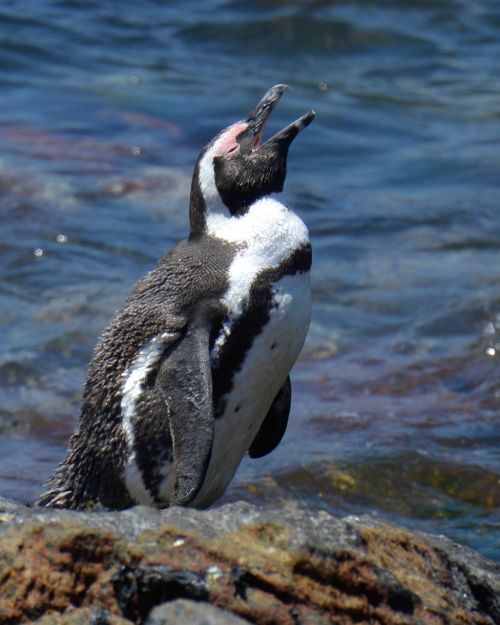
<box><xmin>266</xmin><ymin>110</ymin><xmax>316</xmax><ymax>148</ymax></box>
<box><xmin>244</xmin><ymin>84</ymin><xmax>315</xmax><ymax>152</ymax></box>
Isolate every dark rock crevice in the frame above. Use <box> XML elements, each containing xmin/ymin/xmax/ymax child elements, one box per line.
<box><xmin>112</xmin><ymin>565</ymin><xmax>208</xmax><ymax>624</ymax></box>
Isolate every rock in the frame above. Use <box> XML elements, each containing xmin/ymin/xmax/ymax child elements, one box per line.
<box><xmin>146</xmin><ymin>599</ymin><xmax>251</xmax><ymax>625</ymax></box>
<box><xmin>0</xmin><ymin>496</ymin><xmax>498</xmax><ymax>625</ymax></box>
<box><xmin>32</xmin><ymin>608</ymin><xmax>133</xmax><ymax>625</ymax></box>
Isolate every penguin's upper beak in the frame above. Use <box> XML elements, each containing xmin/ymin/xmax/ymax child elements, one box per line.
<box><xmin>241</xmin><ymin>84</ymin><xmax>315</xmax><ymax>153</ymax></box>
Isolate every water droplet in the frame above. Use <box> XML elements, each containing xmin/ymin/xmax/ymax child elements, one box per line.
<box><xmin>109</xmin><ymin>182</ymin><xmax>125</xmax><ymax>195</ymax></box>
<box><xmin>318</xmin><ymin>81</ymin><xmax>328</xmax><ymax>92</ymax></box>
<box><xmin>129</xmin><ymin>75</ymin><xmax>141</xmax><ymax>85</ymax></box>
<box><xmin>486</xmin><ymin>347</ymin><xmax>496</xmax><ymax>357</ymax></box>
<box><xmin>34</xmin><ymin>248</ymin><xmax>44</xmax><ymax>257</ymax></box>
<box><xmin>56</xmin><ymin>234</ymin><xmax>67</xmax><ymax>243</ymax></box>
<box><xmin>131</xmin><ymin>146</ymin><xmax>142</xmax><ymax>156</ymax></box>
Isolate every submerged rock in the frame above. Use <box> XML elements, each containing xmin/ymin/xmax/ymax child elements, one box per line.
<box><xmin>0</xmin><ymin>496</ymin><xmax>498</xmax><ymax>625</ymax></box>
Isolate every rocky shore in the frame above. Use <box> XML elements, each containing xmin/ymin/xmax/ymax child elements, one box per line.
<box><xmin>0</xmin><ymin>497</ymin><xmax>498</xmax><ymax>625</ymax></box>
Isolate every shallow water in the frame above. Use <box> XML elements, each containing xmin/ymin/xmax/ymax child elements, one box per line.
<box><xmin>0</xmin><ymin>0</ymin><xmax>499</xmax><ymax>561</ymax></box>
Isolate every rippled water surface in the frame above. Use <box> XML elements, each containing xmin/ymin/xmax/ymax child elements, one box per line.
<box><xmin>1</xmin><ymin>0</ymin><xmax>499</xmax><ymax>561</ymax></box>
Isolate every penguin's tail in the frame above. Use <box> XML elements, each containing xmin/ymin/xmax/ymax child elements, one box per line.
<box><xmin>36</xmin><ymin>468</ymin><xmax>74</xmax><ymax>509</ymax></box>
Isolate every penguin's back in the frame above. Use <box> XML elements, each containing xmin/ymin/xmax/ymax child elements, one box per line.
<box><xmin>38</xmin><ymin>235</ymin><xmax>236</xmax><ymax>509</ymax></box>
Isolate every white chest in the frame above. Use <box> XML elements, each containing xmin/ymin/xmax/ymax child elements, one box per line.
<box><xmin>207</xmin><ymin>195</ymin><xmax>310</xmax><ymax>330</ymax></box>
<box><xmin>191</xmin><ymin>197</ymin><xmax>312</xmax><ymax>507</ymax></box>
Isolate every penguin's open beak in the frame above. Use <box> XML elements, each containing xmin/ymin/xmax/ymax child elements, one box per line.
<box><xmin>243</xmin><ymin>84</ymin><xmax>315</xmax><ymax>152</ymax></box>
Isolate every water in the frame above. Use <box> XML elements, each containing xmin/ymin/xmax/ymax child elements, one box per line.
<box><xmin>1</xmin><ymin>0</ymin><xmax>499</xmax><ymax>561</ymax></box>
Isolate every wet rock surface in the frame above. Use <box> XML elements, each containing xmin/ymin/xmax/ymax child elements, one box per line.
<box><xmin>0</xmin><ymin>497</ymin><xmax>498</xmax><ymax>625</ymax></box>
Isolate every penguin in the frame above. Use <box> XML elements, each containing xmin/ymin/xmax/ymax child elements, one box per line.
<box><xmin>38</xmin><ymin>84</ymin><xmax>315</xmax><ymax>510</ymax></box>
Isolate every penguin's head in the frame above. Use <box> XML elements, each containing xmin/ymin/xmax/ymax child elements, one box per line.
<box><xmin>189</xmin><ymin>84</ymin><xmax>315</xmax><ymax>236</ymax></box>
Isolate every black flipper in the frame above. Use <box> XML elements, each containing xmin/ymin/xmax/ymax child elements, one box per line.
<box><xmin>156</xmin><ymin>316</ymin><xmax>214</xmax><ymax>506</ymax></box>
<box><xmin>248</xmin><ymin>375</ymin><xmax>291</xmax><ymax>459</ymax></box>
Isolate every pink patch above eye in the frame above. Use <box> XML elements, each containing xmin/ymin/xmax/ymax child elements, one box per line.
<box><xmin>214</xmin><ymin>122</ymin><xmax>248</xmax><ymax>156</ymax></box>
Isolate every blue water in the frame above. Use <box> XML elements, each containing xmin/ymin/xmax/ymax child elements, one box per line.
<box><xmin>0</xmin><ymin>1</ymin><xmax>499</xmax><ymax>561</ymax></box>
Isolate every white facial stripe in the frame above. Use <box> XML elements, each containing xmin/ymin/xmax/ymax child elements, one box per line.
<box><xmin>120</xmin><ymin>331</ymin><xmax>175</xmax><ymax>504</ymax></box>
<box><xmin>198</xmin><ymin>146</ymin><xmax>226</xmax><ymax>217</ymax></box>
<box><xmin>198</xmin><ymin>122</ymin><xmax>247</xmax><ymax>217</ymax></box>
